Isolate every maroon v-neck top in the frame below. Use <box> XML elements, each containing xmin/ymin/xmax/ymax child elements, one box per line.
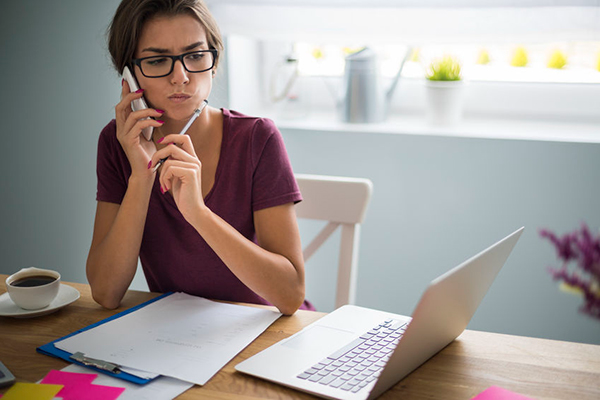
<box><xmin>96</xmin><ymin>109</ymin><xmax>313</xmax><ymax>309</ymax></box>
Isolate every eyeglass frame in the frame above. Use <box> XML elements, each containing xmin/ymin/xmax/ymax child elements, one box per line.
<box><xmin>131</xmin><ymin>49</ymin><xmax>218</xmax><ymax>78</ymax></box>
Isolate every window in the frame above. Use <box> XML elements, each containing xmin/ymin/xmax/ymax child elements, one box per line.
<box><xmin>213</xmin><ymin>1</ymin><xmax>600</xmax><ymax>127</ymax></box>
<box><xmin>294</xmin><ymin>42</ymin><xmax>600</xmax><ymax>84</ymax></box>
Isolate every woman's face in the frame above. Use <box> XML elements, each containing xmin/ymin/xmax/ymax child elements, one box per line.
<box><xmin>134</xmin><ymin>13</ymin><xmax>213</xmax><ymax>122</ymax></box>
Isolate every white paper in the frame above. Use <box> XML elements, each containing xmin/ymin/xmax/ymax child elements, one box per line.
<box><xmin>59</xmin><ymin>364</ymin><xmax>193</xmax><ymax>400</ymax></box>
<box><xmin>55</xmin><ymin>292</ymin><xmax>281</xmax><ymax>385</ymax></box>
<box><xmin>119</xmin><ymin>366</ymin><xmax>159</xmax><ymax>380</ymax></box>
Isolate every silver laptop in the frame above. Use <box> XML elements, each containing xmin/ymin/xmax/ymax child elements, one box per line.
<box><xmin>236</xmin><ymin>227</ymin><xmax>524</xmax><ymax>400</ymax></box>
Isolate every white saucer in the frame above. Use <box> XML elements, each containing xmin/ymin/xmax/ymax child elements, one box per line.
<box><xmin>0</xmin><ymin>284</ymin><xmax>80</xmax><ymax>318</ymax></box>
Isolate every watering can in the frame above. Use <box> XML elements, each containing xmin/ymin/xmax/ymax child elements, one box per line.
<box><xmin>337</xmin><ymin>47</ymin><xmax>410</xmax><ymax>123</ymax></box>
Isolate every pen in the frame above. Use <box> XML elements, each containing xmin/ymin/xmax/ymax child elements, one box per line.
<box><xmin>152</xmin><ymin>99</ymin><xmax>208</xmax><ymax>173</ymax></box>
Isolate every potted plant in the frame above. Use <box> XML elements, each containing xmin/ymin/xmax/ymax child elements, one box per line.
<box><xmin>424</xmin><ymin>55</ymin><xmax>465</xmax><ymax>126</ymax></box>
<box><xmin>540</xmin><ymin>223</ymin><xmax>600</xmax><ymax>320</ymax></box>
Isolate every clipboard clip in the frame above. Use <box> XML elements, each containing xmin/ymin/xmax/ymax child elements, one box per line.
<box><xmin>70</xmin><ymin>352</ymin><xmax>121</xmax><ymax>374</ymax></box>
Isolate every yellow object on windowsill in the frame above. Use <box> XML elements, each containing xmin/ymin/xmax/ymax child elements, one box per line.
<box><xmin>547</xmin><ymin>49</ymin><xmax>568</xmax><ymax>69</ymax></box>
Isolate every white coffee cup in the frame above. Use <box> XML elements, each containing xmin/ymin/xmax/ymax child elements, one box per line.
<box><xmin>5</xmin><ymin>267</ymin><xmax>61</xmax><ymax>310</ymax></box>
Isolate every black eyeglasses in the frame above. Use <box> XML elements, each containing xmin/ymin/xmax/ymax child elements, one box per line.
<box><xmin>131</xmin><ymin>49</ymin><xmax>217</xmax><ymax>78</ymax></box>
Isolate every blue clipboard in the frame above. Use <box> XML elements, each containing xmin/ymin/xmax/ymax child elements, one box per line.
<box><xmin>37</xmin><ymin>292</ymin><xmax>173</xmax><ymax>385</ymax></box>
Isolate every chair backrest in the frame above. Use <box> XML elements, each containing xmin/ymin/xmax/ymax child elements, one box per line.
<box><xmin>295</xmin><ymin>174</ymin><xmax>373</xmax><ymax>309</ymax></box>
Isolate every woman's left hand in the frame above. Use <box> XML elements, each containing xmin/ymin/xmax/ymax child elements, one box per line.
<box><xmin>151</xmin><ymin>134</ymin><xmax>206</xmax><ymax>220</ymax></box>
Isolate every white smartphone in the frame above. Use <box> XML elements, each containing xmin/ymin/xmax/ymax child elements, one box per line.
<box><xmin>122</xmin><ymin>66</ymin><xmax>154</xmax><ymax>141</ymax></box>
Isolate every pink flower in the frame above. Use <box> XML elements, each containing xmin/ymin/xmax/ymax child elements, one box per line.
<box><xmin>540</xmin><ymin>223</ymin><xmax>600</xmax><ymax>320</ymax></box>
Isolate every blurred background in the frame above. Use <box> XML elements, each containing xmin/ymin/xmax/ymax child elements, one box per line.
<box><xmin>0</xmin><ymin>0</ymin><xmax>599</xmax><ymax>344</ymax></box>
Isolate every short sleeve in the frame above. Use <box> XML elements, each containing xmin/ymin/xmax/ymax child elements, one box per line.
<box><xmin>251</xmin><ymin>119</ymin><xmax>302</xmax><ymax>211</ymax></box>
<box><xmin>96</xmin><ymin>120</ymin><xmax>128</xmax><ymax>204</ymax></box>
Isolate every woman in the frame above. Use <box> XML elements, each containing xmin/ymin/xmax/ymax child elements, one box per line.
<box><xmin>87</xmin><ymin>0</ymin><xmax>310</xmax><ymax>315</ymax></box>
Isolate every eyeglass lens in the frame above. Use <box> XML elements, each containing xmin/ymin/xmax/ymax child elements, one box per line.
<box><xmin>140</xmin><ymin>51</ymin><xmax>214</xmax><ymax>77</ymax></box>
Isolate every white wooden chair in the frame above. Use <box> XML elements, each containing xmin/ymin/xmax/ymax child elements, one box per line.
<box><xmin>295</xmin><ymin>174</ymin><xmax>373</xmax><ymax>309</ymax></box>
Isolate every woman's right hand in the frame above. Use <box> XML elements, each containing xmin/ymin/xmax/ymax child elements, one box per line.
<box><xmin>115</xmin><ymin>81</ymin><xmax>165</xmax><ymax>176</ymax></box>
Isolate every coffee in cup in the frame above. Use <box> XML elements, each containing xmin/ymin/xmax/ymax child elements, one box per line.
<box><xmin>5</xmin><ymin>267</ymin><xmax>61</xmax><ymax>310</ymax></box>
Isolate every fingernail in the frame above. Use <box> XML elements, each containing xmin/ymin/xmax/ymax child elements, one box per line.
<box><xmin>135</xmin><ymin>88</ymin><xmax>144</xmax><ymax>93</ymax></box>
<box><xmin>156</xmin><ymin>120</ymin><xmax>165</xmax><ymax>124</ymax></box>
<box><xmin>121</xmin><ymin>79</ymin><xmax>125</xmax><ymax>86</ymax></box>
<box><xmin>157</xmin><ymin>137</ymin><xmax>164</xmax><ymax>143</ymax></box>
<box><xmin>160</xmin><ymin>186</ymin><xmax>166</xmax><ymax>194</ymax></box>
<box><xmin>148</xmin><ymin>161</ymin><xmax>152</xmax><ymax>169</ymax></box>
<box><xmin>155</xmin><ymin>109</ymin><xmax>165</xmax><ymax>114</ymax></box>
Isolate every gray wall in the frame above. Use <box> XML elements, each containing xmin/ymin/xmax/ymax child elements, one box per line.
<box><xmin>0</xmin><ymin>1</ymin><xmax>228</xmax><ymax>290</ymax></box>
<box><xmin>1</xmin><ymin>1</ymin><xmax>598</xmax><ymax>345</ymax></box>
<box><xmin>0</xmin><ymin>1</ymin><xmax>119</xmax><ymax>286</ymax></box>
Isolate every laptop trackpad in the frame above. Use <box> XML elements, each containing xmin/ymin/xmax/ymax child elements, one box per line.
<box><xmin>282</xmin><ymin>325</ymin><xmax>356</xmax><ymax>354</ymax></box>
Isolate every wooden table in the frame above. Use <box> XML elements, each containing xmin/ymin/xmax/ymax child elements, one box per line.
<box><xmin>1</xmin><ymin>276</ymin><xmax>599</xmax><ymax>399</ymax></box>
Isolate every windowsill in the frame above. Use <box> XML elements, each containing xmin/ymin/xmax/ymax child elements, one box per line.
<box><xmin>260</xmin><ymin>109</ymin><xmax>600</xmax><ymax>144</ymax></box>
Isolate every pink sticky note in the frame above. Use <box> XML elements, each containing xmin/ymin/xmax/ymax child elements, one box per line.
<box><xmin>41</xmin><ymin>370</ymin><xmax>98</xmax><ymax>399</ymax></box>
<box><xmin>473</xmin><ymin>386</ymin><xmax>535</xmax><ymax>400</ymax></box>
<box><xmin>40</xmin><ymin>369</ymin><xmax>125</xmax><ymax>400</ymax></box>
<box><xmin>68</xmin><ymin>383</ymin><xmax>125</xmax><ymax>400</ymax></box>
<box><xmin>41</xmin><ymin>369</ymin><xmax>98</xmax><ymax>386</ymax></box>
<box><xmin>1</xmin><ymin>382</ymin><xmax>63</xmax><ymax>400</ymax></box>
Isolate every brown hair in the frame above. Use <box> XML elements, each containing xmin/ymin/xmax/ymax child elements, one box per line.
<box><xmin>107</xmin><ymin>0</ymin><xmax>223</xmax><ymax>74</ymax></box>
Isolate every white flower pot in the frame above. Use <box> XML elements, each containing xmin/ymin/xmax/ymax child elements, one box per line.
<box><xmin>424</xmin><ymin>80</ymin><xmax>466</xmax><ymax>126</ymax></box>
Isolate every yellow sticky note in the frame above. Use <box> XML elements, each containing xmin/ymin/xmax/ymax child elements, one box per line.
<box><xmin>1</xmin><ymin>382</ymin><xmax>63</xmax><ymax>400</ymax></box>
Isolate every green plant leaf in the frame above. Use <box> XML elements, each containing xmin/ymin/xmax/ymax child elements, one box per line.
<box><xmin>426</xmin><ymin>56</ymin><xmax>462</xmax><ymax>81</ymax></box>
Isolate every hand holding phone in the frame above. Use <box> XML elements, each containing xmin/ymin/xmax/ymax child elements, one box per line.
<box><xmin>122</xmin><ymin>66</ymin><xmax>154</xmax><ymax>141</ymax></box>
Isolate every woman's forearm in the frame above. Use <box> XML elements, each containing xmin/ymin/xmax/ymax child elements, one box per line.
<box><xmin>86</xmin><ymin>175</ymin><xmax>154</xmax><ymax>309</ymax></box>
<box><xmin>188</xmin><ymin>206</ymin><xmax>305</xmax><ymax>315</ymax></box>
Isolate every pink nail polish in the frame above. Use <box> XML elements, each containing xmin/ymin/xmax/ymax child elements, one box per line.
<box><xmin>156</xmin><ymin>120</ymin><xmax>165</xmax><ymax>124</ymax></box>
<box><xmin>121</xmin><ymin>78</ymin><xmax>125</xmax><ymax>86</ymax></box>
<box><xmin>156</xmin><ymin>109</ymin><xmax>165</xmax><ymax>114</ymax></box>
<box><xmin>157</xmin><ymin>137</ymin><xmax>164</xmax><ymax>143</ymax></box>
<box><xmin>135</xmin><ymin>88</ymin><xmax>144</xmax><ymax>93</ymax></box>
<box><xmin>148</xmin><ymin>161</ymin><xmax>152</xmax><ymax>169</ymax></box>
<box><xmin>160</xmin><ymin>186</ymin><xmax>166</xmax><ymax>194</ymax></box>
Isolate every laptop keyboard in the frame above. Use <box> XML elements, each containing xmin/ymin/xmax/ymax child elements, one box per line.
<box><xmin>296</xmin><ymin>318</ymin><xmax>407</xmax><ymax>393</ymax></box>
